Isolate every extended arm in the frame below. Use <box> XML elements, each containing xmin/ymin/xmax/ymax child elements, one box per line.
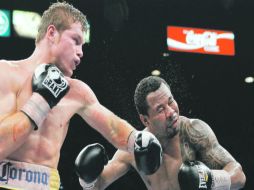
<box><xmin>77</xmin><ymin>82</ymin><xmax>162</xmax><ymax>176</ymax></box>
<box><xmin>77</xmin><ymin>82</ymin><xmax>161</xmax><ymax>154</ymax></box>
<box><xmin>79</xmin><ymin>100</ymin><xmax>135</xmax><ymax>151</ymax></box>
<box><xmin>95</xmin><ymin>150</ymin><xmax>133</xmax><ymax>189</ymax></box>
<box><xmin>90</xmin><ymin>150</ymin><xmax>132</xmax><ymax>190</ymax></box>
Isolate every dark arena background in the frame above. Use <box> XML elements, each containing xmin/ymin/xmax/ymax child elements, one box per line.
<box><xmin>0</xmin><ymin>0</ymin><xmax>253</xmax><ymax>189</ymax></box>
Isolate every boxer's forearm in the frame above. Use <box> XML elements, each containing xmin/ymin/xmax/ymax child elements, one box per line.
<box><xmin>79</xmin><ymin>103</ymin><xmax>136</xmax><ymax>151</ymax></box>
<box><xmin>108</xmin><ymin>118</ymin><xmax>136</xmax><ymax>151</ymax></box>
<box><xmin>223</xmin><ymin>162</ymin><xmax>246</xmax><ymax>190</ymax></box>
<box><xmin>0</xmin><ymin>112</ymin><xmax>33</xmax><ymax>160</ymax></box>
<box><xmin>79</xmin><ymin>176</ymin><xmax>109</xmax><ymax>190</ymax></box>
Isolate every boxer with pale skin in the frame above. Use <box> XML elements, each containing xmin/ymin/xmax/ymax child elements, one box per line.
<box><xmin>0</xmin><ymin>2</ymin><xmax>161</xmax><ymax>190</ymax></box>
<box><xmin>77</xmin><ymin>76</ymin><xmax>246</xmax><ymax>190</ymax></box>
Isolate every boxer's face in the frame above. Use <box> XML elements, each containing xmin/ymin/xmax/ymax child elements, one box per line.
<box><xmin>52</xmin><ymin>22</ymin><xmax>84</xmax><ymax>77</ymax></box>
<box><xmin>144</xmin><ymin>83</ymin><xmax>180</xmax><ymax>138</ymax></box>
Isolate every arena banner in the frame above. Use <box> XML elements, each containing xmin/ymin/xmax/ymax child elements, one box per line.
<box><xmin>167</xmin><ymin>26</ymin><xmax>235</xmax><ymax>56</ymax></box>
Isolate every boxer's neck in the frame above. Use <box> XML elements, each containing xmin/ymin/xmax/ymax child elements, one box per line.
<box><xmin>22</xmin><ymin>44</ymin><xmax>55</xmax><ymax>73</ymax></box>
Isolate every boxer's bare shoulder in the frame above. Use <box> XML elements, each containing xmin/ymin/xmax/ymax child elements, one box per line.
<box><xmin>0</xmin><ymin>60</ymin><xmax>20</xmax><ymax>85</ymax></box>
<box><xmin>178</xmin><ymin>116</ymin><xmax>196</xmax><ymax>161</ymax></box>
<box><xmin>179</xmin><ymin>116</ymin><xmax>213</xmax><ymax>148</ymax></box>
<box><xmin>0</xmin><ymin>60</ymin><xmax>29</xmax><ymax>115</ymax></box>
<box><xmin>65</xmin><ymin>78</ymin><xmax>99</xmax><ymax>115</ymax></box>
<box><xmin>67</xmin><ymin>78</ymin><xmax>95</xmax><ymax>101</ymax></box>
<box><xmin>0</xmin><ymin>59</ymin><xmax>26</xmax><ymax>70</ymax></box>
<box><xmin>179</xmin><ymin>117</ymin><xmax>235</xmax><ymax>169</ymax></box>
<box><xmin>0</xmin><ymin>59</ymin><xmax>33</xmax><ymax>86</ymax></box>
<box><xmin>179</xmin><ymin>117</ymin><xmax>215</xmax><ymax>161</ymax></box>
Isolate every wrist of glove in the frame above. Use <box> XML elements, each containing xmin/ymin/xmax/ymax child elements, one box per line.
<box><xmin>211</xmin><ymin>170</ymin><xmax>231</xmax><ymax>190</ymax></box>
<box><xmin>127</xmin><ymin>130</ymin><xmax>162</xmax><ymax>175</ymax></box>
<box><xmin>127</xmin><ymin>130</ymin><xmax>136</xmax><ymax>152</ymax></box>
<box><xmin>21</xmin><ymin>64</ymin><xmax>69</xmax><ymax>130</ymax></box>
<box><xmin>21</xmin><ymin>93</ymin><xmax>50</xmax><ymax>130</ymax></box>
<box><xmin>178</xmin><ymin>161</ymin><xmax>231</xmax><ymax>190</ymax></box>
<box><xmin>79</xmin><ymin>178</ymin><xmax>97</xmax><ymax>190</ymax></box>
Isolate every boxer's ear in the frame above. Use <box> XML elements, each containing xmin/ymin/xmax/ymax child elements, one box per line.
<box><xmin>46</xmin><ymin>25</ymin><xmax>59</xmax><ymax>44</ymax></box>
<box><xmin>140</xmin><ymin>115</ymin><xmax>149</xmax><ymax>126</ymax></box>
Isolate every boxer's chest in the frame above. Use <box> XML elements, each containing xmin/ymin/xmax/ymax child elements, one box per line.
<box><xmin>17</xmin><ymin>76</ymin><xmax>80</xmax><ymax>129</ymax></box>
<box><xmin>142</xmin><ymin>154</ymin><xmax>182</xmax><ymax>190</ymax></box>
<box><xmin>41</xmin><ymin>95</ymin><xmax>79</xmax><ymax>131</ymax></box>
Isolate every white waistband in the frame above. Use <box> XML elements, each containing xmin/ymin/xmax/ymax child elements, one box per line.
<box><xmin>0</xmin><ymin>159</ymin><xmax>60</xmax><ymax>190</ymax></box>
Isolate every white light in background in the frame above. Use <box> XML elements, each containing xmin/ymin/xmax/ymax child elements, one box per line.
<box><xmin>151</xmin><ymin>70</ymin><xmax>161</xmax><ymax>76</ymax></box>
<box><xmin>13</xmin><ymin>10</ymin><xmax>41</xmax><ymax>39</ymax></box>
<box><xmin>244</xmin><ymin>76</ymin><xmax>254</xmax><ymax>83</ymax></box>
<box><xmin>83</xmin><ymin>23</ymin><xmax>90</xmax><ymax>44</ymax></box>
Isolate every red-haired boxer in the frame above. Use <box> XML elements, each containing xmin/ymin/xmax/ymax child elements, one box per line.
<box><xmin>76</xmin><ymin>76</ymin><xmax>246</xmax><ymax>190</ymax></box>
<box><xmin>0</xmin><ymin>3</ymin><xmax>162</xmax><ymax>190</ymax></box>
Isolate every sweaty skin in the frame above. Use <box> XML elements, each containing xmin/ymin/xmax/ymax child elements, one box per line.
<box><xmin>86</xmin><ymin>83</ymin><xmax>245</xmax><ymax>190</ymax></box>
<box><xmin>90</xmin><ymin>116</ymin><xmax>244</xmax><ymax>190</ymax></box>
<box><xmin>0</xmin><ymin>22</ymin><xmax>135</xmax><ymax>169</ymax></box>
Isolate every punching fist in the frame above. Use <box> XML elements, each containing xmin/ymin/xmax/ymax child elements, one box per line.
<box><xmin>75</xmin><ymin>143</ymin><xmax>108</xmax><ymax>188</ymax></box>
<box><xmin>133</xmin><ymin>131</ymin><xmax>162</xmax><ymax>175</ymax></box>
<box><xmin>178</xmin><ymin>161</ymin><xmax>231</xmax><ymax>190</ymax></box>
<box><xmin>21</xmin><ymin>64</ymin><xmax>69</xmax><ymax>129</ymax></box>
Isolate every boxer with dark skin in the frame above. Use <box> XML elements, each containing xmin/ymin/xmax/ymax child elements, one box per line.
<box><xmin>77</xmin><ymin>76</ymin><xmax>246</xmax><ymax>190</ymax></box>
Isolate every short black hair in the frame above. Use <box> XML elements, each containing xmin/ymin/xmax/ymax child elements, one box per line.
<box><xmin>134</xmin><ymin>76</ymin><xmax>170</xmax><ymax>115</ymax></box>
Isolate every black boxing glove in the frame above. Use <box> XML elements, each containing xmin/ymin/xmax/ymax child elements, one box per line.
<box><xmin>178</xmin><ymin>161</ymin><xmax>231</xmax><ymax>190</ymax></box>
<box><xmin>128</xmin><ymin>131</ymin><xmax>162</xmax><ymax>175</ymax></box>
<box><xmin>75</xmin><ymin>143</ymin><xmax>108</xmax><ymax>189</ymax></box>
<box><xmin>31</xmin><ymin>64</ymin><xmax>69</xmax><ymax>108</ymax></box>
<box><xmin>21</xmin><ymin>64</ymin><xmax>69</xmax><ymax>129</ymax></box>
